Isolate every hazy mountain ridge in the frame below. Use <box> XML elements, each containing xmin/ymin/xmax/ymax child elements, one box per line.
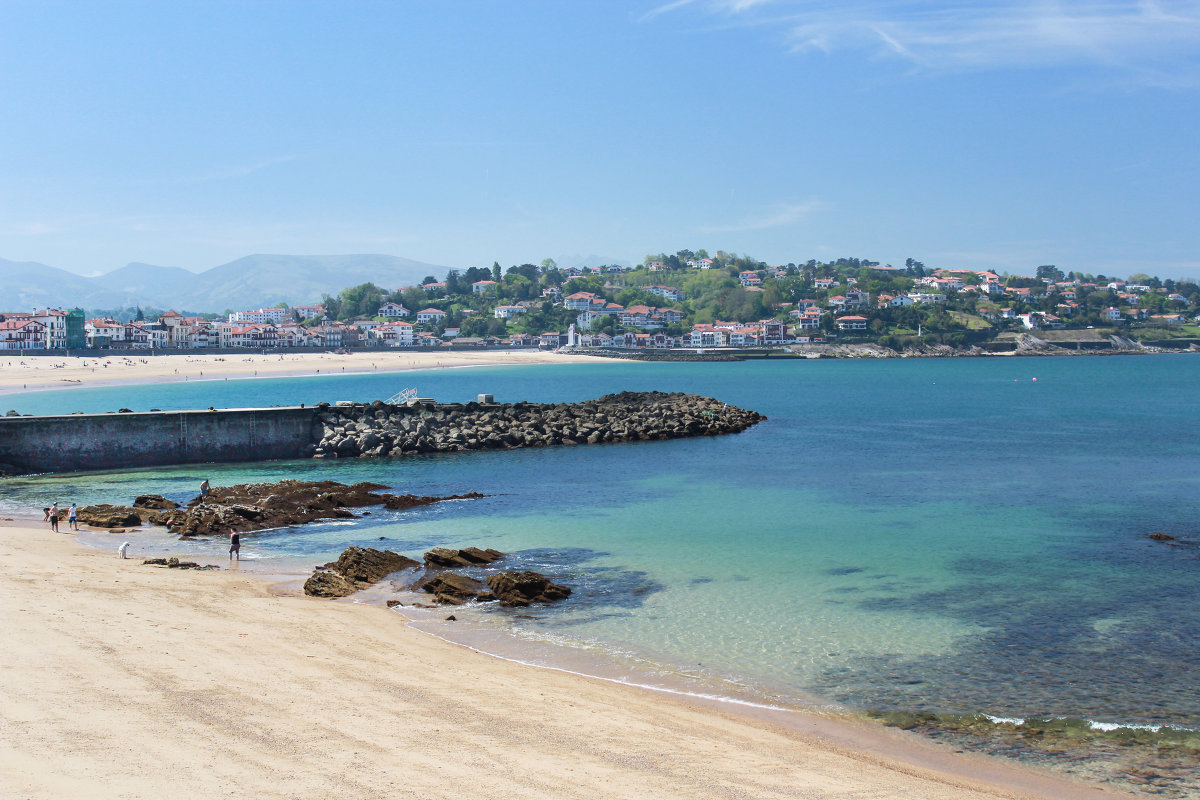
<box><xmin>0</xmin><ymin>254</ymin><xmax>446</xmax><ymax>314</ymax></box>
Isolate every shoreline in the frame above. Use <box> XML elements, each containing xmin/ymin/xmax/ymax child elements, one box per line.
<box><xmin>3</xmin><ymin>345</ymin><xmax>1196</xmax><ymax>400</ymax></box>
<box><xmin>0</xmin><ymin>349</ymin><xmax>627</xmax><ymax>396</ymax></box>
<box><xmin>0</xmin><ymin>516</ymin><xmax>1132</xmax><ymax>799</ymax></box>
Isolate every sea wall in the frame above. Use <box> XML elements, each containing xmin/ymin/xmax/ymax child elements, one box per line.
<box><xmin>0</xmin><ymin>392</ymin><xmax>765</xmax><ymax>476</ymax></box>
<box><xmin>0</xmin><ymin>407</ymin><xmax>315</xmax><ymax>475</ymax></box>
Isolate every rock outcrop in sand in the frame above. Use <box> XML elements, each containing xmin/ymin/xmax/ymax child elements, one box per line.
<box><xmin>304</xmin><ymin>546</ymin><xmax>422</xmax><ymax>598</ymax></box>
<box><xmin>304</xmin><ymin>543</ymin><xmax>573</xmax><ymax>607</ymax></box>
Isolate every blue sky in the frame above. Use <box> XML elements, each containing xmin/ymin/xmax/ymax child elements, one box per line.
<box><xmin>1</xmin><ymin>0</ymin><xmax>1198</xmax><ymax>279</ymax></box>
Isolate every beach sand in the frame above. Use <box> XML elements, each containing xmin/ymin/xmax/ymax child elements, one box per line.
<box><xmin>0</xmin><ymin>519</ymin><xmax>1131</xmax><ymax>799</ymax></box>
<box><xmin>0</xmin><ymin>349</ymin><xmax>622</xmax><ymax>394</ymax></box>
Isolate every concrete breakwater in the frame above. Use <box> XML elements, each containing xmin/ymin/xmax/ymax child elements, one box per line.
<box><xmin>309</xmin><ymin>391</ymin><xmax>764</xmax><ymax>459</ymax></box>
<box><xmin>0</xmin><ymin>407</ymin><xmax>315</xmax><ymax>476</ymax></box>
<box><xmin>0</xmin><ymin>392</ymin><xmax>764</xmax><ymax>475</ymax></box>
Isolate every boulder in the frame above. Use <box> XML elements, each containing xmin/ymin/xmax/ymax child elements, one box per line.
<box><xmin>133</xmin><ymin>494</ymin><xmax>179</xmax><ymax>510</ymax></box>
<box><xmin>485</xmin><ymin>571</ymin><xmax>572</xmax><ymax>606</ymax></box>
<box><xmin>78</xmin><ymin>504</ymin><xmax>144</xmax><ymax>528</ymax></box>
<box><xmin>420</xmin><ymin>572</ymin><xmax>488</xmax><ymax>605</ymax></box>
<box><xmin>303</xmin><ymin>571</ymin><xmax>357</xmax><ymax>598</ymax></box>
<box><xmin>329</xmin><ymin>546</ymin><xmax>420</xmax><ymax>585</ymax></box>
<box><xmin>303</xmin><ymin>546</ymin><xmax>421</xmax><ymax>598</ymax></box>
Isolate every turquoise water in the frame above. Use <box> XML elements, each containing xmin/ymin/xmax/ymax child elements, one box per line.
<box><xmin>4</xmin><ymin>356</ymin><xmax>1200</xmax><ymax>793</ymax></box>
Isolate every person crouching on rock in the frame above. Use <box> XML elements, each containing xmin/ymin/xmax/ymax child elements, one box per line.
<box><xmin>228</xmin><ymin>528</ymin><xmax>240</xmax><ymax>561</ymax></box>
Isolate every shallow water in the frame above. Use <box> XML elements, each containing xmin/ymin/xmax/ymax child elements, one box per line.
<box><xmin>5</xmin><ymin>356</ymin><xmax>1199</xmax><ymax>794</ymax></box>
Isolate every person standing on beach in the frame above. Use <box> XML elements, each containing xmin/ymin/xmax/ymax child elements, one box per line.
<box><xmin>49</xmin><ymin>504</ymin><xmax>59</xmax><ymax>532</ymax></box>
<box><xmin>200</xmin><ymin>479</ymin><xmax>210</xmax><ymax>497</ymax></box>
<box><xmin>68</xmin><ymin>503</ymin><xmax>78</xmax><ymax>531</ymax></box>
<box><xmin>228</xmin><ymin>528</ymin><xmax>240</xmax><ymax>561</ymax></box>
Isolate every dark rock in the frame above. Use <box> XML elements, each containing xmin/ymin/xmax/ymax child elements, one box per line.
<box><xmin>329</xmin><ymin>546</ymin><xmax>420</xmax><ymax>585</ymax></box>
<box><xmin>382</xmin><ymin>491</ymin><xmax>485</xmax><ymax>510</ymax></box>
<box><xmin>78</xmin><ymin>504</ymin><xmax>144</xmax><ymax>528</ymax></box>
<box><xmin>1148</xmin><ymin>532</ymin><xmax>1176</xmax><ymax>541</ymax></box>
<box><xmin>420</xmin><ymin>573</ymin><xmax>487</xmax><ymax>605</ymax></box>
<box><xmin>303</xmin><ymin>546</ymin><xmax>420</xmax><ymax>598</ymax></box>
<box><xmin>386</xmin><ymin>599</ymin><xmax>403</xmax><ymax>608</ymax></box>
<box><xmin>133</xmin><ymin>494</ymin><xmax>179</xmax><ymax>510</ymax></box>
<box><xmin>155</xmin><ymin>480</ymin><xmax>482</xmax><ymax>537</ymax></box>
<box><xmin>142</xmin><ymin>557</ymin><xmax>219</xmax><ymax>570</ymax></box>
<box><xmin>445</xmin><ymin>614</ymin><xmax>456</xmax><ymax>621</ymax></box>
<box><xmin>303</xmin><ymin>571</ymin><xmax>356</xmax><ymax>598</ymax></box>
<box><xmin>423</xmin><ymin>546</ymin><xmax>505</xmax><ymax>568</ymax></box>
<box><xmin>485</xmin><ymin>571</ymin><xmax>572</xmax><ymax>606</ymax></box>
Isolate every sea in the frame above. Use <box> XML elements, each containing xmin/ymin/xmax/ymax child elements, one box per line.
<box><xmin>3</xmin><ymin>355</ymin><xmax>1199</xmax><ymax>795</ymax></box>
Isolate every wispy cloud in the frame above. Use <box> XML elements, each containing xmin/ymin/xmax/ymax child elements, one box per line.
<box><xmin>191</xmin><ymin>154</ymin><xmax>299</xmax><ymax>183</ymax></box>
<box><xmin>0</xmin><ymin>221</ymin><xmax>56</xmax><ymax>236</ymax></box>
<box><xmin>643</xmin><ymin>1</ymin><xmax>1200</xmax><ymax>81</ymax></box>
<box><xmin>701</xmin><ymin>199</ymin><xmax>824</xmax><ymax>232</ymax></box>
<box><xmin>640</xmin><ymin>0</ymin><xmax>700</xmax><ymax>22</ymax></box>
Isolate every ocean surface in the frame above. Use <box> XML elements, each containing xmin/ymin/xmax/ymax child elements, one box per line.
<box><xmin>4</xmin><ymin>355</ymin><xmax>1199</xmax><ymax>795</ymax></box>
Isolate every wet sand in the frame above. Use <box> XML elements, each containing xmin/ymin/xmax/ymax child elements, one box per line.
<box><xmin>0</xmin><ymin>518</ymin><xmax>1132</xmax><ymax>800</ymax></box>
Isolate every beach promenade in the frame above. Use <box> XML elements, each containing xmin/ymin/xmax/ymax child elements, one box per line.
<box><xmin>0</xmin><ymin>520</ymin><xmax>1132</xmax><ymax>800</ymax></box>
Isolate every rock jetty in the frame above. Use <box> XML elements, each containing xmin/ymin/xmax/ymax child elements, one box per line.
<box><xmin>307</xmin><ymin>391</ymin><xmax>764</xmax><ymax>460</ymax></box>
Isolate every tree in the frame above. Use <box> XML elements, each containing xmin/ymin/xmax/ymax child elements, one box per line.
<box><xmin>422</xmin><ymin>275</ymin><xmax>437</xmax><ymax>286</ymax></box>
<box><xmin>540</xmin><ymin>258</ymin><xmax>557</xmax><ymax>272</ymax></box>
<box><xmin>507</xmin><ymin>263</ymin><xmax>540</xmax><ymax>282</ymax></box>
<box><xmin>463</xmin><ymin>266</ymin><xmax>492</xmax><ymax>284</ymax></box>
<box><xmin>492</xmin><ymin>261</ymin><xmax>502</xmax><ymax>283</ymax></box>
<box><xmin>1036</xmin><ymin>265</ymin><xmax>1065</xmax><ymax>282</ymax></box>
<box><xmin>134</xmin><ymin>306</ymin><xmax>144</xmax><ymax>321</ymax></box>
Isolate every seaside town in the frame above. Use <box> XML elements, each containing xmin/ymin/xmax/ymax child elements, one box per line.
<box><xmin>2</xmin><ymin>253</ymin><xmax>1199</xmax><ymax>353</ymax></box>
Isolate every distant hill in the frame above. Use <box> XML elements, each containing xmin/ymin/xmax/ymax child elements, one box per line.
<box><xmin>0</xmin><ymin>254</ymin><xmax>447</xmax><ymax>314</ymax></box>
<box><xmin>92</xmin><ymin>262</ymin><xmax>197</xmax><ymax>307</ymax></box>
<box><xmin>0</xmin><ymin>258</ymin><xmax>130</xmax><ymax>310</ymax></box>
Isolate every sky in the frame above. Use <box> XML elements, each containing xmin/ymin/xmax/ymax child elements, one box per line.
<box><xmin>1</xmin><ymin>0</ymin><xmax>1198</xmax><ymax>280</ymax></box>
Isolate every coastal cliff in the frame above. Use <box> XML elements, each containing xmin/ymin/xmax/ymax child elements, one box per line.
<box><xmin>307</xmin><ymin>391</ymin><xmax>764</xmax><ymax>460</ymax></box>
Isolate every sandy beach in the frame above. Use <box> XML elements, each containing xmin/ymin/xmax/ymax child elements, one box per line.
<box><xmin>0</xmin><ymin>518</ymin><xmax>1132</xmax><ymax>800</ymax></box>
<box><xmin>0</xmin><ymin>349</ymin><xmax>622</xmax><ymax>395</ymax></box>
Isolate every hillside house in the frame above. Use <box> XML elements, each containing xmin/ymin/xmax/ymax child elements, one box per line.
<box><xmin>377</xmin><ymin>302</ymin><xmax>410</xmax><ymax>318</ymax></box>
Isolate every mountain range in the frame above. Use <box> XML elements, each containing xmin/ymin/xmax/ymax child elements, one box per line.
<box><xmin>0</xmin><ymin>254</ymin><xmax>448</xmax><ymax>314</ymax></box>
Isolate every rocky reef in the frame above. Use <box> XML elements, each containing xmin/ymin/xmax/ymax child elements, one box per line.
<box><xmin>307</xmin><ymin>391</ymin><xmax>764</xmax><ymax>460</ymax></box>
<box><xmin>303</xmin><ymin>546</ymin><xmax>423</xmax><ymax>598</ymax></box>
<box><xmin>78</xmin><ymin>480</ymin><xmax>483</xmax><ymax>536</ymax></box>
<box><xmin>304</xmin><ymin>544</ymin><xmax>571</xmax><ymax>607</ymax></box>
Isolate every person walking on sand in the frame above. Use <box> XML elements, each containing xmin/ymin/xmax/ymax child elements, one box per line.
<box><xmin>200</xmin><ymin>479</ymin><xmax>210</xmax><ymax>497</ymax></box>
<box><xmin>228</xmin><ymin>528</ymin><xmax>241</xmax><ymax>561</ymax></box>
<box><xmin>68</xmin><ymin>503</ymin><xmax>78</xmax><ymax>531</ymax></box>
